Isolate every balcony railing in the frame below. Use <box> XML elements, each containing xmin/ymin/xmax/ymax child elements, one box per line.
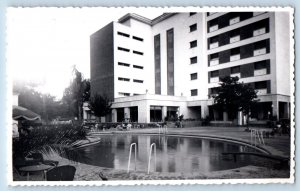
<box><xmin>254</xmin><ymin>68</ymin><xmax>267</xmax><ymax>76</ymax></box>
<box><xmin>229</xmin><ymin>17</ymin><xmax>240</xmax><ymax>25</ymax></box>
<box><xmin>254</xmin><ymin>48</ymin><xmax>267</xmax><ymax>56</ymax></box>
<box><xmin>230</xmin><ymin>54</ymin><xmax>241</xmax><ymax>62</ymax></box>
<box><xmin>256</xmin><ymin>88</ymin><xmax>267</xmax><ymax>95</ymax></box>
<box><xmin>230</xmin><ymin>73</ymin><xmax>241</xmax><ymax>78</ymax></box>
<box><xmin>230</xmin><ymin>35</ymin><xmax>240</xmax><ymax>44</ymax></box>
<box><xmin>210</xmin><ymin>77</ymin><xmax>219</xmax><ymax>83</ymax></box>
<box><xmin>210</xmin><ymin>42</ymin><xmax>219</xmax><ymax>49</ymax></box>
<box><xmin>209</xmin><ymin>25</ymin><xmax>219</xmax><ymax>32</ymax></box>
<box><xmin>253</xmin><ymin>28</ymin><xmax>266</xmax><ymax>36</ymax></box>
<box><xmin>210</xmin><ymin>59</ymin><xmax>219</xmax><ymax>66</ymax></box>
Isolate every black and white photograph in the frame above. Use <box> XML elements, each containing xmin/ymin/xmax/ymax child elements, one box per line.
<box><xmin>7</xmin><ymin>7</ymin><xmax>294</xmax><ymax>185</ymax></box>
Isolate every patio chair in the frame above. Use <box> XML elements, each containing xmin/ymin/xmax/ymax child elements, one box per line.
<box><xmin>28</xmin><ymin>153</ymin><xmax>59</xmax><ymax>166</ymax></box>
<box><xmin>46</xmin><ymin>165</ymin><xmax>76</xmax><ymax>181</ymax></box>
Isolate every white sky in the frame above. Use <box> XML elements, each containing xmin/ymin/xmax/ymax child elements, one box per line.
<box><xmin>7</xmin><ymin>7</ymin><xmax>164</xmax><ymax>99</ymax></box>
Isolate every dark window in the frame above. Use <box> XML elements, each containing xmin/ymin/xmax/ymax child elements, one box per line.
<box><xmin>231</xmin><ymin>66</ymin><xmax>240</xmax><ymax>74</ymax></box>
<box><xmin>133</xmin><ymin>50</ymin><xmax>144</xmax><ymax>55</ymax></box>
<box><xmin>255</xmin><ymin>81</ymin><xmax>267</xmax><ymax>89</ymax></box>
<box><xmin>118</xmin><ymin>77</ymin><xmax>130</xmax><ymax>82</ymax></box>
<box><xmin>190</xmin><ymin>12</ymin><xmax>196</xmax><ymax>16</ymax></box>
<box><xmin>154</xmin><ymin>34</ymin><xmax>161</xmax><ymax>94</ymax></box>
<box><xmin>132</xmin><ymin>36</ymin><xmax>144</xmax><ymax>41</ymax></box>
<box><xmin>119</xmin><ymin>92</ymin><xmax>130</xmax><ymax>96</ymax></box>
<box><xmin>211</xmin><ymin>70</ymin><xmax>219</xmax><ymax>77</ymax></box>
<box><xmin>133</xmin><ymin>79</ymin><xmax>143</xmax><ymax>83</ymax></box>
<box><xmin>191</xmin><ymin>89</ymin><xmax>198</xmax><ymax>96</ymax></box>
<box><xmin>190</xmin><ymin>56</ymin><xmax>197</xmax><ymax>64</ymax></box>
<box><xmin>190</xmin><ymin>40</ymin><xmax>197</xmax><ymax>48</ymax></box>
<box><xmin>231</xmin><ymin>47</ymin><xmax>240</xmax><ymax>55</ymax></box>
<box><xmin>118</xmin><ymin>62</ymin><xmax>130</xmax><ymax>67</ymax></box>
<box><xmin>117</xmin><ymin>31</ymin><xmax>130</xmax><ymax>37</ymax></box>
<box><xmin>189</xmin><ymin>23</ymin><xmax>197</xmax><ymax>32</ymax></box>
<box><xmin>167</xmin><ymin>28</ymin><xmax>174</xmax><ymax>96</ymax></box>
<box><xmin>254</xmin><ymin>60</ymin><xmax>267</xmax><ymax>70</ymax></box>
<box><xmin>118</xmin><ymin>47</ymin><xmax>130</xmax><ymax>52</ymax></box>
<box><xmin>190</xmin><ymin>73</ymin><xmax>198</xmax><ymax>80</ymax></box>
<box><xmin>133</xmin><ymin>65</ymin><xmax>143</xmax><ymax>69</ymax></box>
<box><xmin>150</xmin><ymin>106</ymin><xmax>162</xmax><ymax>122</ymax></box>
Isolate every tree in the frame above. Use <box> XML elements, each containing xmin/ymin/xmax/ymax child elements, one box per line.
<box><xmin>62</xmin><ymin>66</ymin><xmax>90</xmax><ymax>120</ymax></box>
<box><xmin>213</xmin><ymin>76</ymin><xmax>258</xmax><ymax>124</ymax></box>
<box><xmin>88</xmin><ymin>93</ymin><xmax>112</xmax><ymax>121</ymax></box>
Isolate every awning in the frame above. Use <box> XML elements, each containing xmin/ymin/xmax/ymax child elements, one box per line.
<box><xmin>13</xmin><ymin>105</ymin><xmax>41</xmax><ymax>121</ymax></box>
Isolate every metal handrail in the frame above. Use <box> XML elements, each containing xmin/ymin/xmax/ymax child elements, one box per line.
<box><xmin>250</xmin><ymin>129</ymin><xmax>265</xmax><ymax>146</ymax></box>
<box><xmin>158</xmin><ymin>124</ymin><xmax>168</xmax><ymax>134</ymax></box>
<box><xmin>147</xmin><ymin>143</ymin><xmax>157</xmax><ymax>174</ymax></box>
<box><xmin>127</xmin><ymin>143</ymin><xmax>137</xmax><ymax>173</ymax></box>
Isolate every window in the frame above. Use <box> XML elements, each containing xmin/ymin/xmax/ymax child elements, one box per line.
<box><xmin>191</xmin><ymin>89</ymin><xmax>198</xmax><ymax>96</ymax></box>
<box><xmin>255</xmin><ymin>81</ymin><xmax>267</xmax><ymax>89</ymax></box>
<box><xmin>190</xmin><ymin>56</ymin><xmax>197</xmax><ymax>64</ymax></box>
<box><xmin>189</xmin><ymin>12</ymin><xmax>196</xmax><ymax>16</ymax></box>
<box><xmin>119</xmin><ymin>92</ymin><xmax>130</xmax><ymax>96</ymax></box>
<box><xmin>133</xmin><ymin>79</ymin><xmax>143</xmax><ymax>83</ymax></box>
<box><xmin>189</xmin><ymin>23</ymin><xmax>197</xmax><ymax>32</ymax></box>
<box><xmin>132</xmin><ymin>36</ymin><xmax>144</xmax><ymax>42</ymax></box>
<box><xmin>190</xmin><ymin>73</ymin><xmax>198</xmax><ymax>80</ymax></box>
<box><xmin>118</xmin><ymin>62</ymin><xmax>130</xmax><ymax>67</ymax></box>
<box><xmin>133</xmin><ymin>50</ymin><xmax>144</xmax><ymax>55</ymax></box>
<box><xmin>231</xmin><ymin>66</ymin><xmax>240</xmax><ymax>74</ymax></box>
<box><xmin>117</xmin><ymin>31</ymin><xmax>130</xmax><ymax>38</ymax></box>
<box><xmin>230</xmin><ymin>48</ymin><xmax>240</xmax><ymax>62</ymax></box>
<box><xmin>190</xmin><ymin>40</ymin><xmax>197</xmax><ymax>48</ymax></box>
<box><xmin>118</xmin><ymin>77</ymin><xmax>130</xmax><ymax>82</ymax></box>
<box><xmin>211</xmin><ymin>70</ymin><xmax>219</xmax><ymax>77</ymax></box>
<box><xmin>133</xmin><ymin>65</ymin><xmax>143</xmax><ymax>69</ymax></box>
<box><xmin>118</xmin><ymin>47</ymin><xmax>130</xmax><ymax>52</ymax></box>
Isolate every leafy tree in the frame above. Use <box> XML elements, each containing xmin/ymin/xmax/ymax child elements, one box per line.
<box><xmin>62</xmin><ymin>66</ymin><xmax>90</xmax><ymax>120</ymax></box>
<box><xmin>88</xmin><ymin>93</ymin><xmax>112</xmax><ymax>120</ymax></box>
<box><xmin>213</xmin><ymin>76</ymin><xmax>258</xmax><ymax>124</ymax></box>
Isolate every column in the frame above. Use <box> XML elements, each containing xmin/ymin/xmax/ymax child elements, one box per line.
<box><xmin>223</xmin><ymin>111</ymin><xmax>228</xmax><ymax>121</ymax></box>
<box><xmin>272</xmin><ymin>100</ymin><xmax>279</xmax><ymax>120</ymax></box>
<box><xmin>138</xmin><ymin>102</ymin><xmax>150</xmax><ymax>123</ymax></box>
<box><xmin>124</xmin><ymin>107</ymin><xmax>130</xmax><ymax>122</ymax></box>
<box><xmin>162</xmin><ymin>106</ymin><xmax>167</xmax><ymax>121</ymax></box>
<box><xmin>201</xmin><ymin>105</ymin><xmax>209</xmax><ymax>119</ymax></box>
<box><xmin>111</xmin><ymin>109</ymin><xmax>117</xmax><ymax>122</ymax></box>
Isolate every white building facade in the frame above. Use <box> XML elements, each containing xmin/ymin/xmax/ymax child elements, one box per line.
<box><xmin>90</xmin><ymin>12</ymin><xmax>291</xmax><ymax>123</ymax></box>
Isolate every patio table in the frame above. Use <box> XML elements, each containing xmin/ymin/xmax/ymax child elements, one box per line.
<box><xmin>19</xmin><ymin>164</ymin><xmax>53</xmax><ymax>181</ymax></box>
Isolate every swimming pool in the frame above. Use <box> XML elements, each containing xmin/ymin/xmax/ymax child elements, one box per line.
<box><xmin>68</xmin><ymin>134</ymin><xmax>275</xmax><ymax>173</ymax></box>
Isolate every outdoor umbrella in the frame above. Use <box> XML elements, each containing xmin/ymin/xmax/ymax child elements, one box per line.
<box><xmin>12</xmin><ymin>105</ymin><xmax>41</xmax><ymax>121</ymax></box>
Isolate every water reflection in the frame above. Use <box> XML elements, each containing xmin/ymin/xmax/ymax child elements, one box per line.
<box><xmin>73</xmin><ymin>134</ymin><xmax>273</xmax><ymax>173</ymax></box>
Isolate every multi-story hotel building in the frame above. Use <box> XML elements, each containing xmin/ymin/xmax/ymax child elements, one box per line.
<box><xmin>90</xmin><ymin>12</ymin><xmax>291</xmax><ymax>124</ymax></box>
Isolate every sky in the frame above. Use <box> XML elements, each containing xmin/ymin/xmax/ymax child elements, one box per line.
<box><xmin>7</xmin><ymin>7</ymin><xmax>164</xmax><ymax>99</ymax></box>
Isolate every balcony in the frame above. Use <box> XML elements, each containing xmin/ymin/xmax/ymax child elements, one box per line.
<box><xmin>230</xmin><ymin>73</ymin><xmax>241</xmax><ymax>78</ymax></box>
<box><xmin>230</xmin><ymin>35</ymin><xmax>240</xmax><ymax>44</ymax></box>
<box><xmin>256</xmin><ymin>88</ymin><xmax>267</xmax><ymax>95</ymax></box>
<box><xmin>209</xmin><ymin>42</ymin><xmax>219</xmax><ymax>49</ymax></box>
<box><xmin>254</xmin><ymin>48</ymin><xmax>267</xmax><ymax>56</ymax></box>
<box><xmin>253</xmin><ymin>28</ymin><xmax>266</xmax><ymax>36</ymax></box>
<box><xmin>210</xmin><ymin>77</ymin><xmax>219</xmax><ymax>83</ymax></box>
<box><xmin>230</xmin><ymin>54</ymin><xmax>240</xmax><ymax>62</ymax></box>
<box><xmin>254</xmin><ymin>68</ymin><xmax>267</xmax><ymax>76</ymax></box>
<box><xmin>209</xmin><ymin>25</ymin><xmax>219</xmax><ymax>32</ymax></box>
<box><xmin>229</xmin><ymin>17</ymin><xmax>240</xmax><ymax>25</ymax></box>
<box><xmin>210</xmin><ymin>59</ymin><xmax>219</xmax><ymax>66</ymax></box>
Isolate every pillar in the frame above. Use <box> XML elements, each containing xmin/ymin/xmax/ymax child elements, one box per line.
<box><xmin>162</xmin><ymin>106</ymin><xmax>167</xmax><ymax>121</ymax></box>
<box><xmin>201</xmin><ymin>105</ymin><xmax>209</xmax><ymax>119</ymax></box>
<box><xmin>124</xmin><ymin>107</ymin><xmax>130</xmax><ymax>121</ymax></box>
<box><xmin>111</xmin><ymin>109</ymin><xmax>117</xmax><ymax>122</ymax></box>
<box><xmin>138</xmin><ymin>102</ymin><xmax>150</xmax><ymax>123</ymax></box>
<box><xmin>223</xmin><ymin>111</ymin><xmax>228</xmax><ymax>121</ymax></box>
<box><xmin>272</xmin><ymin>100</ymin><xmax>279</xmax><ymax>120</ymax></box>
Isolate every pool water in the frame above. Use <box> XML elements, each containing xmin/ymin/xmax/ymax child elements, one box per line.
<box><xmin>69</xmin><ymin>134</ymin><xmax>275</xmax><ymax>173</ymax></box>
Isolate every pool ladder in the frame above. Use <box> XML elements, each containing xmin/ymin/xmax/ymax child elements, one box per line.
<box><xmin>147</xmin><ymin>143</ymin><xmax>156</xmax><ymax>174</ymax></box>
<box><xmin>158</xmin><ymin>124</ymin><xmax>167</xmax><ymax>134</ymax></box>
<box><xmin>250</xmin><ymin>129</ymin><xmax>265</xmax><ymax>146</ymax></box>
<box><xmin>127</xmin><ymin>143</ymin><xmax>137</xmax><ymax>173</ymax></box>
<box><xmin>127</xmin><ymin>142</ymin><xmax>157</xmax><ymax>174</ymax></box>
